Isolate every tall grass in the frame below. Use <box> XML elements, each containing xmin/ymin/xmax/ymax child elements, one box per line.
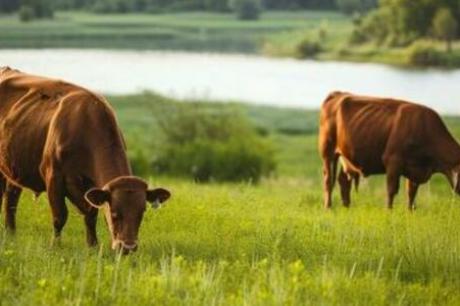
<box><xmin>1</xmin><ymin>177</ymin><xmax>460</xmax><ymax>305</ymax></box>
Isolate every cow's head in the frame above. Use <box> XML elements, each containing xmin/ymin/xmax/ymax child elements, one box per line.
<box><xmin>84</xmin><ymin>176</ymin><xmax>170</xmax><ymax>254</ymax></box>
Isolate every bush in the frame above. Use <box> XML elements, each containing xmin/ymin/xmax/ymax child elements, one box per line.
<box><xmin>405</xmin><ymin>40</ymin><xmax>443</xmax><ymax>66</ymax></box>
<box><xmin>152</xmin><ymin>103</ymin><xmax>275</xmax><ymax>183</ymax></box>
<box><xmin>296</xmin><ymin>38</ymin><xmax>322</xmax><ymax>58</ymax></box>
<box><xmin>348</xmin><ymin>28</ymin><xmax>367</xmax><ymax>45</ymax></box>
<box><xmin>228</xmin><ymin>0</ymin><xmax>262</xmax><ymax>21</ymax></box>
<box><xmin>18</xmin><ymin>5</ymin><xmax>35</xmax><ymax>22</ymax></box>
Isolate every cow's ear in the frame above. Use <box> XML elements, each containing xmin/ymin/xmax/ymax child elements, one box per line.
<box><xmin>85</xmin><ymin>188</ymin><xmax>111</xmax><ymax>208</ymax></box>
<box><xmin>146</xmin><ymin>188</ymin><xmax>171</xmax><ymax>209</ymax></box>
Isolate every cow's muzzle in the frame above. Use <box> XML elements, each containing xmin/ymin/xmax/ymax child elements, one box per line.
<box><xmin>113</xmin><ymin>240</ymin><xmax>138</xmax><ymax>255</ymax></box>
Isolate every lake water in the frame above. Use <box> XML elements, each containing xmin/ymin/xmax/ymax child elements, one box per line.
<box><xmin>1</xmin><ymin>49</ymin><xmax>460</xmax><ymax>114</ymax></box>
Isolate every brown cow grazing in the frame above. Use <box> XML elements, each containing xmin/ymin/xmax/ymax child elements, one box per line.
<box><xmin>0</xmin><ymin>67</ymin><xmax>170</xmax><ymax>253</ymax></box>
<box><xmin>319</xmin><ymin>91</ymin><xmax>460</xmax><ymax>210</ymax></box>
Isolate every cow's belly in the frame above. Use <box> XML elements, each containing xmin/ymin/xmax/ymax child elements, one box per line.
<box><xmin>0</xmin><ymin>129</ymin><xmax>47</xmax><ymax>193</ymax></box>
<box><xmin>338</xmin><ymin>147</ymin><xmax>386</xmax><ymax>177</ymax></box>
<box><xmin>0</xmin><ymin>147</ymin><xmax>46</xmax><ymax>192</ymax></box>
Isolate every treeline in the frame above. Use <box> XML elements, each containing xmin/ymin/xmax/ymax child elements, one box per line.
<box><xmin>1</xmin><ymin>0</ymin><xmax>337</xmax><ymax>14</ymax></box>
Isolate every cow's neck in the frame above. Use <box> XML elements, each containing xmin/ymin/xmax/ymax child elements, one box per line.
<box><xmin>92</xmin><ymin>146</ymin><xmax>132</xmax><ymax>187</ymax></box>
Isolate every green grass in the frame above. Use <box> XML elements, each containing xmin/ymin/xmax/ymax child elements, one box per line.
<box><xmin>2</xmin><ymin>93</ymin><xmax>460</xmax><ymax>304</ymax></box>
<box><xmin>2</xmin><ymin>174</ymin><xmax>460</xmax><ymax>305</ymax></box>
<box><xmin>0</xmin><ymin>10</ymin><xmax>346</xmax><ymax>53</ymax></box>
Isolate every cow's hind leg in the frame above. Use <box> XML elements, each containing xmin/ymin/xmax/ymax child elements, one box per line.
<box><xmin>46</xmin><ymin>170</ymin><xmax>68</xmax><ymax>244</ymax></box>
<box><xmin>406</xmin><ymin>179</ymin><xmax>419</xmax><ymax>211</ymax></box>
<box><xmin>338</xmin><ymin>167</ymin><xmax>352</xmax><ymax>207</ymax></box>
<box><xmin>4</xmin><ymin>184</ymin><xmax>22</xmax><ymax>232</ymax></box>
<box><xmin>66</xmin><ymin>177</ymin><xmax>99</xmax><ymax>247</ymax></box>
<box><xmin>385</xmin><ymin>163</ymin><xmax>401</xmax><ymax>210</ymax></box>
<box><xmin>322</xmin><ymin>154</ymin><xmax>339</xmax><ymax>209</ymax></box>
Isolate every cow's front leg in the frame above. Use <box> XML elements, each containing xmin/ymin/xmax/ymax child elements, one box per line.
<box><xmin>65</xmin><ymin>177</ymin><xmax>99</xmax><ymax>247</ymax></box>
<box><xmin>46</xmin><ymin>171</ymin><xmax>68</xmax><ymax>245</ymax></box>
<box><xmin>4</xmin><ymin>184</ymin><xmax>22</xmax><ymax>232</ymax></box>
<box><xmin>84</xmin><ymin>208</ymin><xmax>98</xmax><ymax>247</ymax></box>
<box><xmin>406</xmin><ymin>179</ymin><xmax>419</xmax><ymax>211</ymax></box>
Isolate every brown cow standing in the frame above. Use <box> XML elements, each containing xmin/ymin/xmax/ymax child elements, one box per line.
<box><xmin>0</xmin><ymin>67</ymin><xmax>170</xmax><ymax>253</ymax></box>
<box><xmin>319</xmin><ymin>91</ymin><xmax>460</xmax><ymax>210</ymax></box>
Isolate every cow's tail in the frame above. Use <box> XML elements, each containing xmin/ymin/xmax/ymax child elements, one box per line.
<box><xmin>331</xmin><ymin>154</ymin><xmax>339</xmax><ymax>190</ymax></box>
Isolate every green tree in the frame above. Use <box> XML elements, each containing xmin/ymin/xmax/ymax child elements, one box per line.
<box><xmin>354</xmin><ymin>0</ymin><xmax>460</xmax><ymax>46</ymax></box>
<box><xmin>433</xmin><ymin>7</ymin><xmax>458</xmax><ymax>52</ymax></box>
<box><xmin>336</xmin><ymin>0</ymin><xmax>377</xmax><ymax>15</ymax></box>
<box><xmin>0</xmin><ymin>0</ymin><xmax>20</xmax><ymax>13</ymax></box>
<box><xmin>228</xmin><ymin>0</ymin><xmax>262</xmax><ymax>20</ymax></box>
<box><xmin>18</xmin><ymin>5</ymin><xmax>34</xmax><ymax>22</ymax></box>
<box><xmin>18</xmin><ymin>0</ymin><xmax>54</xmax><ymax>22</ymax></box>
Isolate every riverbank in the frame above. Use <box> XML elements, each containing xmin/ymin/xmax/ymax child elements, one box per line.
<box><xmin>2</xmin><ymin>10</ymin><xmax>460</xmax><ymax>68</ymax></box>
<box><xmin>261</xmin><ymin>25</ymin><xmax>460</xmax><ymax>69</ymax></box>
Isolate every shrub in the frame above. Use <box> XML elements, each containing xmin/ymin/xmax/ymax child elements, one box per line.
<box><xmin>228</xmin><ymin>0</ymin><xmax>262</xmax><ymax>21</ymax></box>
<box><xmin>405</xmin><ymin>40</ymin><xmax>443</xmax><ymax>66</ymax></box>
<box><xmin>348</xmin><ymin>28</ymin><xmax>367</xmax><ymax>45</ymax></box>
<box><xmin>152</xmin><ymin>103</ymin><xmax>275</xmax><ymax>183</ymax></box>
<box><xmin>296</xmin><ymin>38</ymin><xmax>322</xmax><ymax>58</ymax></box>
<box><xmin>18</xmin><ymin>5</ymin><xmax>35</xmax><ymax>22</ymax></box>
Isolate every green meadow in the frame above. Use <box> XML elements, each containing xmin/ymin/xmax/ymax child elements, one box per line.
<box><xmin>1</xmin><ymin>93</ymin><xmax>460</xmax><ymax>305</ymax></box>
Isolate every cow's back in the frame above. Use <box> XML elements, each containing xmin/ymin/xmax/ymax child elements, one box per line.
<box><xmin>0</xmin><ymin>68</ymin><xmax>118</xmax><ymax>191</ymax></box>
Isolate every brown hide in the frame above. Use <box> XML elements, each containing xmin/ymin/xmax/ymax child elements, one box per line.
<box><xmin>0</xmin><ymin>67</ymin><xmax>170</xmax><ymax>252</ymax></box>
<box><xmin>319</xmin><ymin>91</ymin><xmax>460</xmax><ymax>210</ymax></box>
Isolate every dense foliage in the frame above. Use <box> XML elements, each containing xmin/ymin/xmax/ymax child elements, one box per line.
<box><xmin>151</xmin><ymin>103</ymin><xmax>275</xmax><ymax>183</ymax></box>
<box><xmin>0</xmin><ymin>0</ymin><xmax>339</xmax><ymax>14</ymax></box>
<box><xmin>228</xmin><ymin>0</ymin><xmax>262</xmax><ymax>20</ymax></box>
<box><xmin>353</xmin><ymin>0</ymin><xmax>460</xmax><ymax>47</ymax></box>
<box><xmin>336</xmin><ymin>0</ymin><xmax>377</xmax><ymax>15</ymax></box>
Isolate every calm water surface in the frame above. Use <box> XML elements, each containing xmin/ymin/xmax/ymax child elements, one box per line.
<box><xmin>1</xmin><ymin>49</ymin><xmax>460</xmax><ymax>114</ymax></box>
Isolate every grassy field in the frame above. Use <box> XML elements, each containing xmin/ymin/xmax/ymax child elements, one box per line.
<box><xmin>0</xmin><ymin>10</ymin><xmax>345</xmax><ymax>53</ymax></box>
<box><xmin>1</xmin><ymin>94</ymin><xmax>460</xmax><ymax>305</ymax></box>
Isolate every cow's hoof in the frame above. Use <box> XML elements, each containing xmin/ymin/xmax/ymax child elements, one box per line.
<box><xmin>51</xmin><ymin>236</ymin><xmax>62</xmax><ymax>247</ymax></box>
